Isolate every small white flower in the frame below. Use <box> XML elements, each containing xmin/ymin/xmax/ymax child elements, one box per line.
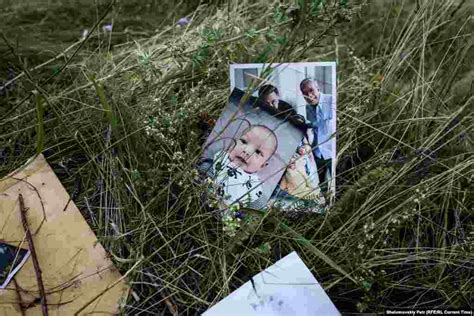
<box><xmin>81</xmin><ymin>29</ymin><xmax>89</xmax><ymax>40</ymax></box>
<box><xmin>103</xmin><ymin>24</ymin><xmax>113</xmax><ymax>32</ymax></box>
<box><xmin>176</xmin><ymin>17</ymin><xmax>190</xmax><ymax>27</ymax></box>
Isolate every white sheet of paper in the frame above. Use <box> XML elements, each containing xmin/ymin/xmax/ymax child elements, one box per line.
<box><xmin>202</xmin><ymin>251</ymin><xmax>340</xmax><ymax>316</ymax></box>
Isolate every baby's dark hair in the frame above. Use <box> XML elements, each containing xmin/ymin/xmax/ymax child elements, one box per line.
<box><xmin>239</xmin><ymin>124</ymin><xmax>278</xmax><ymax>162</ymax></box>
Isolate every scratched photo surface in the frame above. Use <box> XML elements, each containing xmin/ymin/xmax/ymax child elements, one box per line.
<box><xmin>198</xmin><ymin>88</ymin><xmax>303</xmax><ymax>210</ymax></box>
<box><xmin>230</xmin><ymin>63</ymin><xmax>337</xmax><ymax>213</ymax></box>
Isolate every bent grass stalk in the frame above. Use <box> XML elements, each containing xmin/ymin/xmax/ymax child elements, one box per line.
<box><xmin>34</xmin><ymin>91</ymin><xmax>45</xmax><ymax>155</ymax></box>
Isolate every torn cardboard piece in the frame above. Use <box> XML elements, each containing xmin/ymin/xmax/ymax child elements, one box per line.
<box><xmin>0</xmin><ymin>154</ymin><xmax>129</xmax><ymax>315</ymax></box>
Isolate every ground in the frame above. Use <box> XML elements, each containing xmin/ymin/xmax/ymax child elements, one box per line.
<box><xmin>0</xmin><ymin>0</ymin><xmax>472</xmax><ymax>314</ymax></box>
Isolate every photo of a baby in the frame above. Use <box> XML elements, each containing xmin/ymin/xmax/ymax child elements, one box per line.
<box><xmin>230</xmin><ymin>63</ymin><xmax>337</xmax><ymax>213</ymax></box>
<box><xmin>198</xmin><ymin>88</ymin><xmax>303</xmax><ymax>211</ymax></box>
<box><xmin>198</xmin><ymin>63</ymin><xmax>336</xmax><ymax>214</ymax></box>
<box><xmin>207</xmin><ymin>124</ymin><xmax>276</xmax><ymax>208</ymax></box>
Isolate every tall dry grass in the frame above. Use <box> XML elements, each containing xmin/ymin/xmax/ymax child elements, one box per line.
<box><xmin>0</xmin><ymin>0</ymin><xmax>472</xmax><ymax>314</ymax></box>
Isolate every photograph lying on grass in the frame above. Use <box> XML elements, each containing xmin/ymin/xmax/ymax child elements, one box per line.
<box><xmin>230</xmin><ymin>62</ymin><xmax>337</xmax><ymax>213</ymax></box>
<box><xmin>0</xmin><ymin>242</ymin><xmax>30</xmax><ymax>289</ymax></box>
<box><xmin>197</xmin><ymin>87</ymin><xmax>302</xmax><ymax>211</ymax></box>
<box><xmin>1</xmin><ymin>0</ymin><xmax>471</xmax><ymax>313</ymax></box>
<box><xmin>203</xmin><ymin>251</ymin><xmax>340</xmax><ymax>316</ymax></box>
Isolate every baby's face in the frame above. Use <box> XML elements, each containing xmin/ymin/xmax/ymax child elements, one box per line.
<box><xmin>229</xmin><ymin>126</ymin><xmax>276</xmax><ymax>173</ymax></box>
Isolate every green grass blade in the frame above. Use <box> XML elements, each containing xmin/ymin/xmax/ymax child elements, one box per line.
<box><xmin>34</xmin><ymin>91</ymin><xmax>45</xmax><ymax>154</ymax></box>
<box><xmin>91</xmin><ymin>76</ymin><xmax>117</xmax><ymax>130</ymax></box>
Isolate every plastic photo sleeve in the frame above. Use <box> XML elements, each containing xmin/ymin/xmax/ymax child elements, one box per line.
<box><xmin>0</xmin><ymin>242</ymin><xmax>30</xmax><ymax>289</ymax></box>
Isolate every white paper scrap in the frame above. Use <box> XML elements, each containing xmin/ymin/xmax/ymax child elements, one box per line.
<box><xmin>202</xmin><ymin>251</ymin><xmax>340</xmax><ymax>316</ymax></box>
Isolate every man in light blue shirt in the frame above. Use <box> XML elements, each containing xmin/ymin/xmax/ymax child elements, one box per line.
<box><xmin>300</xmin><ymin>78</ymin><xmax>335</xmax><ymax>193</ymax></box>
